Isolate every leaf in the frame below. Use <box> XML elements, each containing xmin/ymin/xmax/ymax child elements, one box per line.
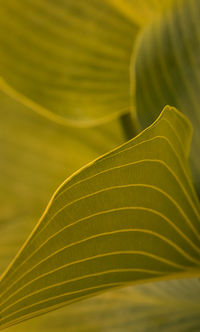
<box><xmin>4</xmin><ymin>278</ymin><xmax>200</xmax><ymax>331</ymax></box>
<box><xmin>7</xmin><ymin>278</ymin><xmax>200</xmax><ymax>332</ymax></box>
<box><xmin>108</xmin><ymin>0</ymin><xmax>176</xmax><ymax>26</ymax></box>
<box><xmin>1</xmin><ymin>106</ymin><xmax>200</xmax><ymax>329</ymax></box>
<box><xmin>0</xmin><ymin>89</ymin><xmax>125</xmax><ymax>276</ymax></box>
<box><xmin>134</xmin><ymin>0</ymin><xmax>200</xmax><ymax>195</ymax></box>
<box><xmin>0</xmin><ymin>0</ymin><xmax>137</xmax><ymax>126</ymax></box>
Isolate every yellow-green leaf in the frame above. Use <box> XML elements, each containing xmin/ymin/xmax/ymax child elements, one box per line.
<box><xmin>0</xmin><ymin>0</ymin><xmax>137</xmax><ymax>126</ymax></box>
<box><xmin>0</xmin><ymin>90</ymin><xmax>125</xmax><ymax>276</ymax></box>
<box><xmin>108</xmin><ymin>0</ymin><xmax>175</xmax><ymax>26</ymax></box>
<box><xmin>5</xmin><ymin>278</ymin><xmax>200</xmax><ymax>332</ymax></box>
<box><xmin>1</xmin><ymin>106</ymin><xmax>200</xmax><ymax>329</ymax></box>
<box><xmin>134</xmin><ymin>0</ymin><xmax>200</xmax><ymax>195</ymax></box>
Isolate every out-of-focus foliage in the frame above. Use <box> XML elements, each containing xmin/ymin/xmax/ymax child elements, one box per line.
<box><xmin>0</xmin><ymin>0</ymin><xmax>137</xmax><ymax>125</ymax></box>
<box><xmin>108</xmin><ymin>0</ymin><xmax>175</xmax><ymax>26</ymax></box>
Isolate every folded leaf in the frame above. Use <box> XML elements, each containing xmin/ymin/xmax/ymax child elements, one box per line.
<box><xmin>1</xmin><ymin>106</ymin><xmax>200</xmax><ymax>329</ymax></box>
<box><xmin>0</xmin><ymin>0</ymin><xmax>137</xmax><ymax>125</ymax></box>
<box><xmin>134</xmin><ymin>0</ymin><xmax>200</xmax><ymax>195</ymax></box>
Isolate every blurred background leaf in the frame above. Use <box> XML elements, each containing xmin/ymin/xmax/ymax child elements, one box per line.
<box><xmin>0</xmin><ymin>0</ymin><xmax>138</xmax><ymax>125</ymax></box>
<box><xmin>108</xmin><ymin>0</ymin><xmax>175</xmax><ymax>26</ymax></box>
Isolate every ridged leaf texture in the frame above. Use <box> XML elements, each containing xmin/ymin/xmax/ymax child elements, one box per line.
<box><xmin>1</xmin><ymin>106</ymin><xmax>200</xmax><ymax>329</ymax></box>
<box><xmin>134</xmin><ymin>0</ymin><xmax>200</xmax><ymax>195</ymax></box>
<box><xmin>0</xmin><ymin>90</ymin><xmax>124</xmax><ymax>277</ymax></box>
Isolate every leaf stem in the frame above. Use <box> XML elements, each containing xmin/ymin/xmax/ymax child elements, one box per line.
<box><xmin>120</xmin><ymin>111</ymin><xmax>140</xmax><ymax>140</ymax></box>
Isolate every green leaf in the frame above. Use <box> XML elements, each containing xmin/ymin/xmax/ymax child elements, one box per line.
<box><xmin>108</xmin><ymin>0</ymin><xmax>175</xmax><ymax>26</ymax></box>
<box><xmin>1</xmin><ymin>106</ymin><xmax>200</xmax><ymax>329</ymax></box>
<box><xmin>134</xmin><ymin>0</ymin><xmax>200</xmax><ymax>195</ymax></box>
<box><xmin>7</xmin><ymin>279</ymin><xmax>200</xmax><ymax>332</ymax></box>
<box><xmin>0</xmin><ymin>0</ymin><xmax>137</xmax><ymax>126</ymax></box>
<box><xmin>0</xmin><ymin>90</ymin><xmax>124</xmax><ymax>276</ymax></box>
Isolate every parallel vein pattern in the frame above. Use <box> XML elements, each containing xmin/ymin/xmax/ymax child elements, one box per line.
<box><xmin>0</xmin><ymin>89</ymin><xmax>124</xmax><ymax>276</ymax></box>
<box><xmin>134</xmin><ymin>0</ymin><xmax>200</xmax><ymax>195</ymax></box>
<box><xmin>1</xmin><ymin>106</ymin><xmax>200</xmax><ymax>329</ymax></box>
<box><xmin>25</xmin><ymin>278</ymin><xmax>200</xmax><ymax>332</ymax></box>
<box><xmin>0</xmin><ymin>0</ymin><xmax>137</xmax><ymax>125</ymax></box>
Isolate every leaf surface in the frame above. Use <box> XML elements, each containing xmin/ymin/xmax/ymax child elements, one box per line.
<box><xmin>0</xmin><ymin>90</ymin><xmax>124</xmax><ymax>276</ymax></box>
<box><xmin>0</xmin><ymin>0</ymin><xmax>137</xmax><ymax>125</ymax></box>
<box><xmin>108</xmin><ymin>0</ymin><xmax>175</xmax><ymax>26</ymax></box>
<box><xmin>1</xmin><ymin>106</ymin><xmax>200</xmax><ymax>329</ymax></box>
<box><xmin>134</xmin><ymin>0</ymin><xmax>200</xmax><ymax>194</ymax></box>
<box><xmin>5</xmin><ymin>278</ymin><xmax>200</xmax><ymax>332</ymax></box>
